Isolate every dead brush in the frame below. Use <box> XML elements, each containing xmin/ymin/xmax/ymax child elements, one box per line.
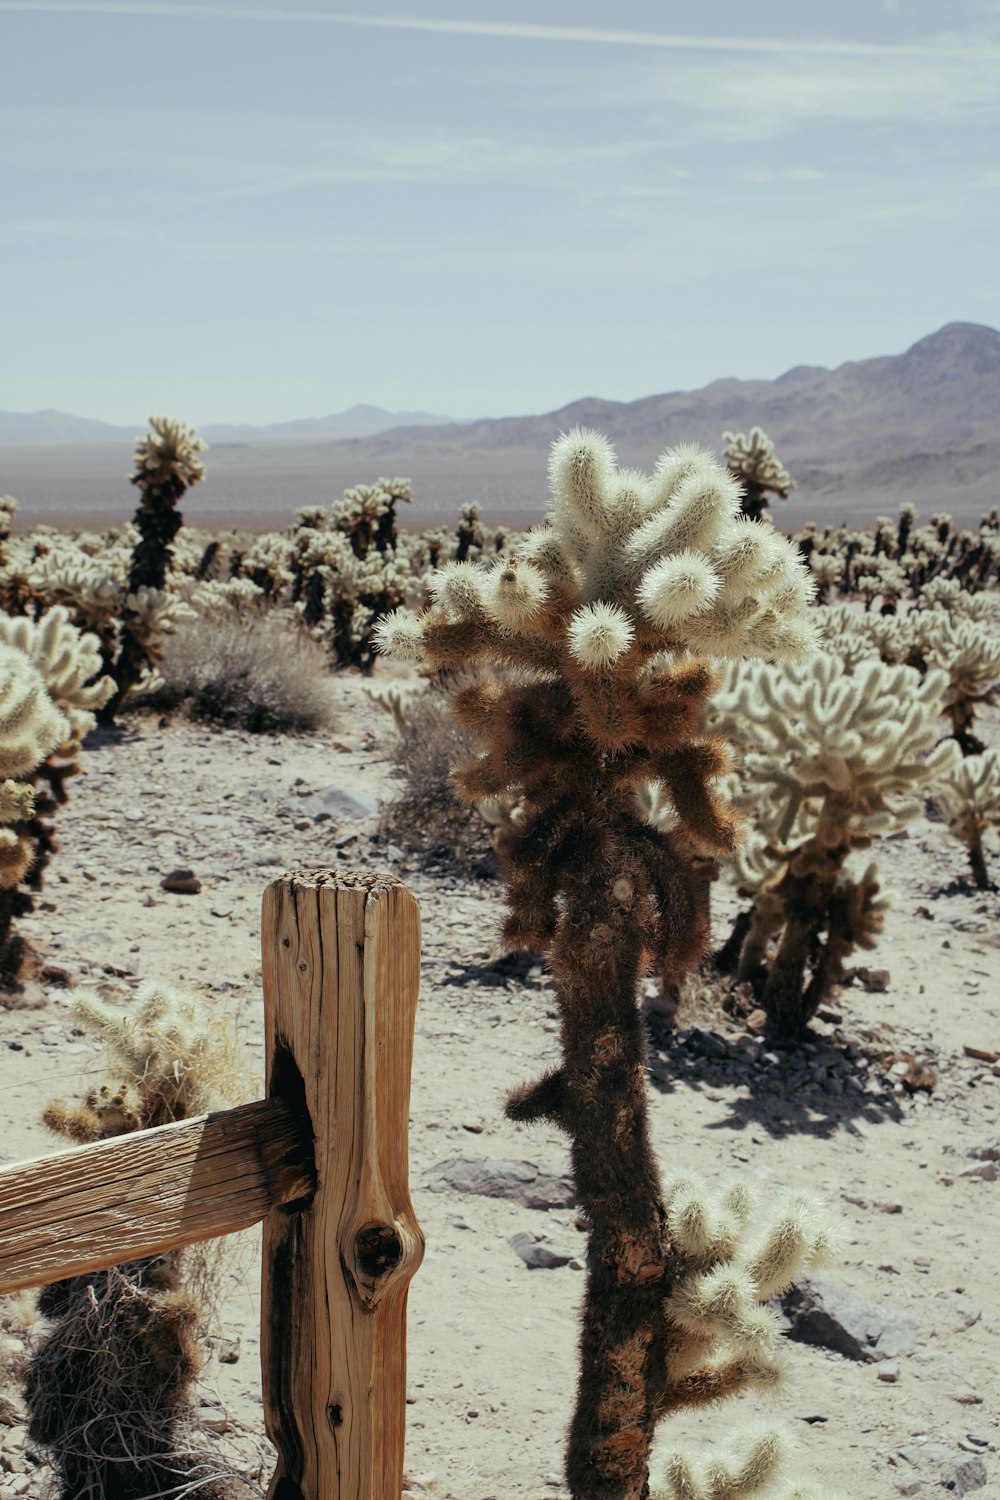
<box><xmin>379</xmin><ymin>684</ymin><xmax>496</xmax><ymax>871</ymax></box>
<box><xmin>143</xmin><ymin>607</ymin><xmax>335</xmax><ymax>734</ymax></box>
<box><xmin>24</xmin><ymin>983</ymin><xmax>253</xmax><ymax>1500</ymax></box>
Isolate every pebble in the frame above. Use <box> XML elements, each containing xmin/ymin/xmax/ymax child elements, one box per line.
<box><xmin>878</xmin><ymin>1362</ymin><xmax>901</xmax><ymax>1382</ymax></box>
<box><xmin>160</xmin><ymin>868</ymin><xmax>202</xmax><ymax>894</ymax></box>
<box><xmin>509</xmin><ymin>1233</ymin><xmax>575</xmax><ymax>1270</ymax></box>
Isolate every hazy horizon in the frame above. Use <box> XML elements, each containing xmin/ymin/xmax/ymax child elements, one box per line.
<box><xmin>2</xmin><ymin>0</ymin><xmax>998</xmax><ymax>427</ymax></box>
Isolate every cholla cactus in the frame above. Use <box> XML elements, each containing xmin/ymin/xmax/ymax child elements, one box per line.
<box><xmin>919</xmin><ymin>576</ymin><xmax>998</xmax><ymax>622</ymax></box>
<box><xmin>935</xmin><ymin>748</ymin><xmax>1000</xmax><ymax>890</ymax></box>
<box><xmin>28</xmin><ymin>983</ymin><xmax>237</xmax><ymax>1500</ymax></box>
<box><xmin>712</xmin><ymin>654</ymin><xmax>958</xmax><ymax>1034</ymax></box>
<box><xmin>854</xmin><ymin>556</ymin><xmax>907</xmax><ymax>614</ymax></box>
<box><xmin>363</xmin><ymin>678</ymin><xmax>427</xmax><ymax>733</ymax></box>
<box><xmin>656</xmin><ymin>1428</ymin><xmax>839</xmax><ymax>1500</ymax></box>
<box><xmin>0</xmin><ymin>605</ymin><xmax>114</xmax><ymax>744</ymax></box>
<box><xmin>231</xmin><ymin>530</ymin><xmax>295</xmax><ymax>599</ymax></box>
<box><xmin>103</xmin><ymin>416</ymin><xmax>207</xmax><ymax>719</ymax></box>
<box><xmin>807</xmin><ymin>553</ymin><xmax>840</xmax><ymax>606</ymax></box>
<box><xmin>924</xmin><ymin>613</ymin><xmax>1000</xmax><ymax>755</ymax></box>
<box><xmin>0</xmin><ymin>495</ymin><xmax>18</xmax><ymax>587</ymax></box>
<box><xmin>377</xmin><ymin>428</ymin><xmax>818</xmax><ymax>1498</ymax></box>
<box><xmin>651</xmin><ymin>1174</ymin><xmax>843</xmax><ymax>1499</ymax></box>
<box><xmin>43</xmin><ymin>982</ymin><xmax>231</xmax><ymax>1139</ymax></box>
<box><xmin>333</xmin><ymin>475</ymin><xmax>411</xmax><ymax>557</ymax></box>
<box><xmin>291</xmin><ymin>500</ymin><xmax>412</xmax><ymax>671</ymax></box>
<box><xmin>455</xmin><ymin>500</ymin><xmax>486</xmax><ymax>562</ymax></box>
<box><xmin>722</xmin><ymin>428</ymin><xmax>796</xmax><ymax>522</ymax></box>
<box><xmin>0</xmin><ymin>611</ymin><xmax>113</xmax><ymax>985</ymax></box>
<box><xmin>0</xmin><ymin>640</ymin><xmax>67</xmax><ymax>899</ymax></box>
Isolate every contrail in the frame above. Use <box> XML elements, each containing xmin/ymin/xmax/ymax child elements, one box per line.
<box><xmin>0</xmin><ymin>0</ymin><xmax>997</xmax><ymax>62</ymax></box>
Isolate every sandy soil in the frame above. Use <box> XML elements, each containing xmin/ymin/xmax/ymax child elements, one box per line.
<box><xmin>1</xmin><ymin>677</ymin><xmax>998</xmax><ymax>1499</ymax></box>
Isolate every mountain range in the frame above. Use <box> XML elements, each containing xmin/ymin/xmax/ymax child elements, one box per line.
<box><xmin>0</xmin><ymin>403</ymin><xmax>455</xmax><ymax>447</ymax></box>
<box><xmin>2</xmin><ymin>322</ymin><xmax>998</xmax><ymax>528</ymax></box>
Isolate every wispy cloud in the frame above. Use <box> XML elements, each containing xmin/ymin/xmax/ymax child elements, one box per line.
<box><xmin>640</xmin><ymin>51</ymin><xmax>1000</xmax><ymax>138</ymax></box>
<box><xmin>2</xmin><ymin>0</ymin><xmax>1000</xmax><ymax>61</ymax></box>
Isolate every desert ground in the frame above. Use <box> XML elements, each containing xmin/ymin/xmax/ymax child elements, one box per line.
<box><xmin>0</xmin><ymin>670</ymin><xmax>998</xmax><ymax>1500</ymax></box>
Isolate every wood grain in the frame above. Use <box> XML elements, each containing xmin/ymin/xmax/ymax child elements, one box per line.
<box><xmin>260</xmin><ymin>869</ymin><xmax>424</xmax><ymax>1500</ymax></box>
<box><xmin>0</xmin><ymin>1096</ymin><xmax>315</xmax><ymax>1294</ymax></box>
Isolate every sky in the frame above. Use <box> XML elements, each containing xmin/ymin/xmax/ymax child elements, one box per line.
<box><xmin>1</xmin><ymin>0</ymin><xmax>999</xmax><ymax>425</ymax></box>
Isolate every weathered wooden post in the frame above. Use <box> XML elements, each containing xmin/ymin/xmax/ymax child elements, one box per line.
<box><xmin>260</xmin><ymin>869</ymin><xmax>425</xmax><ymax>1500</ymax></box>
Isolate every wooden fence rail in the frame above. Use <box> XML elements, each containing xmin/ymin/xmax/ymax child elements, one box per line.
<box><xmin>0</xmin><ymin>868</ymin><xmax>425</xmax><ymax>1500</ymax></box>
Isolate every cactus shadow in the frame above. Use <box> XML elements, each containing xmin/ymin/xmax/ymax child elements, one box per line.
<box><xmin>645</xmin><ymin>1021</ymin><xmax>904</xmax><ymax>1139</ymax></box>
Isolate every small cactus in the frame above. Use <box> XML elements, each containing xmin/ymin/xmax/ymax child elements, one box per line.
<box><xmin>723</xmin><ymin>428</ymin><xmax>796</xmax><ymax>522</ymax></box>
<box><xmin>935</xmin><ymin>748</ymin><xmax>1000</xmax><ymax>890</ymax></box>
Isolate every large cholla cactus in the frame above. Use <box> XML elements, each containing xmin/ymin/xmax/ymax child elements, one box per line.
<box><xmin>28</xmin><ymin>983</ymin><xmax>238</xmax><ymax>1500</ymax></box>
<box><xmin>722</xmin><ymin>428</ymin><xmax>796</xmax><ymax>522</ymax></box>
<box><xmin>0</xmin><ymin>612</ymin><xmax>113</xmax><ymax>984</ymax></box>
<box><xmin>377</xmin><ymin>428</ymin><xmax>818</xmax><ymax>1499</ymax></box>
<box><xmin>935</xmin><ymin>748</ymin><xmax>1000</xmax><ymax>890</ymax></box>
<box><xmin>651</xmin><ymin>1174</ymin><xmax>842</xmax><ymax>1500</ymax></box>
<box><xmin>712</xmin><ymin>654</ymin><xmax>957</xmax><ymax>1034</ymax></box>
<box><xmin>104</xmin><ymin>416</ymin><xmax>207</xmax><ymax>719</ymax></box>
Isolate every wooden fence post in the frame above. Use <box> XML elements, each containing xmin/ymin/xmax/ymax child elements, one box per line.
<box><xmin>260</xmin><ymin>869</ymin><xmax>424</xmax><ymax>1500</ymax></box>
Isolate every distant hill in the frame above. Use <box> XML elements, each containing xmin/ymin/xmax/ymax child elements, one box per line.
<box><xmin>3</xmin><ymin>323</ymin><xmax>998</xmax><ymax>528</ymax></box>
<box><xmin>0</xmin><ymin>404</ymin><xmax>455</xmax><ymax>447</ymax></box>
<box><xmin>0</xmin><ymin>410</ymin><xmax>135</xmax><ymax>446</ymax></box>
<box><xmin>317</xmin><ymin>321</ymin><xmax>1000</xmax><ymax>510</ymax></box>
<box><xmin>202</xmin><ymin>404</ymin><xmax>456</xmax><ymax>444</ymax></box>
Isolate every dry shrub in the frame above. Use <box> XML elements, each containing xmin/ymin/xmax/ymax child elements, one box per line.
<box><xmin>380</xmin><ymin>687</ymin><xmax>495</xmax><ymax>871</ymax></box>
<box><xmin>151</xmin><ymin>609</ymin><xmax>334</xmax><ymax>733</ymax></box>
<box><xmin>26</xmin><ymin>1257</ymin><xmax>253</xmax><ymax>1500</ymax></box>
<box><xmin>24</xmin><ymin>985</ymin><xmax>255</xmax><ymax>1500</ymax></box>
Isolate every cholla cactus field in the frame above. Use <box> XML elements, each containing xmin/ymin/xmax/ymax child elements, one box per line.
<box><xmin>0</xmin><ymin>428</ymin><xmax>998</xmax><ymax>1500</ymax></box>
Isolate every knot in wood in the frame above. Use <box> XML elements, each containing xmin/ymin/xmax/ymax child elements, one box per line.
<box><xmin>354</xmin><ymin>1222</ymin><xmax>404</xmax><ymax>1280</ymax></box>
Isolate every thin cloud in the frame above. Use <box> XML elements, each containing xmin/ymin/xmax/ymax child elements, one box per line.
<box><xmin>1</xmin><ymin>0</ymin><xmax>999</xmax><ymax>61</ymax></box>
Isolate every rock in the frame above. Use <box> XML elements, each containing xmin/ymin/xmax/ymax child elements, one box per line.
<box><xmin>943</xmin><ymin>1455</ymin><xmax>988</xmax><ymax>1495</ymax></box>
<box><xmin>211</xmin><ymin>1336</ymin><xmax>241</xmax><ymax>1365</ymax></box>
<box><xmin>301</xmin><ymin>786</ymin><xmax>379</xmax><ymax>823</ymax></box>
<box><xmin>959</xmin><ymin>1162</ymin><xmax>997</xmax><ymax>1181</ymax></box>
<box><xmin>857</xmin><ymin>966</ymin><xmax>891</xmax><ymax>992</ymax></box>
<box><xmin>160</xmin><ymin>868</ymin><xmax>202</xmax><ymax>894</ymax></box>
<box><xmin>684</xmin><ymin>1027</ymin><xmax>728</xmax><ymax>1058</ymax></box>
<box><xmin>509</xmin><ymin>1233</ymin><xmax>574</xmax><ymax>1269</ymax></box>
<box><xmin>746</xmin><ymin>1008</ymin><xmax>769</xmax><ymax>1034</ymax></box>
<box><xmin>429</xmin><ymin>1157</ymin><xmax>575</xmax><ymax>1210</ymax></box>
<box><xmin>197</xmin><ymin>1404</ymin><xmax>231</xmax><ymax>1435</ymax></box>
<box><xmin>894</xmin><ymin>1443</ymin><xmax>988</xmax><ymax>1497</ymax></box>
<box><xmin>967</xmin><ymin>1140</ymin><xmax>1000</xmax><ymax>1162</ymax></box>
<box><xmin>928</xmin><ymin>1293</ymin><xmax>982</xmax><ymax>1335</ymax></box>
<box><xmin>780</xmin><ymin>1276</ymin><xmax>918</xmax><ymax>1361</ymax></box>
<box><xmin>878</xmin><ymin>1361</ymin><xmax>901</xmax><ymax>1382</ymax></box>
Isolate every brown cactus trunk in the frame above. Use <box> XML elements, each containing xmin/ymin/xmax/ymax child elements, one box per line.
<box><xmin>969</xmin><ymin>829</ymin><xmax>991</xmax><ymax>891</ymax></box>
<box><xmin>508</xmin><ymin>867</ymin><xmax>672</xmax><ymax>1500</ymax></box>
